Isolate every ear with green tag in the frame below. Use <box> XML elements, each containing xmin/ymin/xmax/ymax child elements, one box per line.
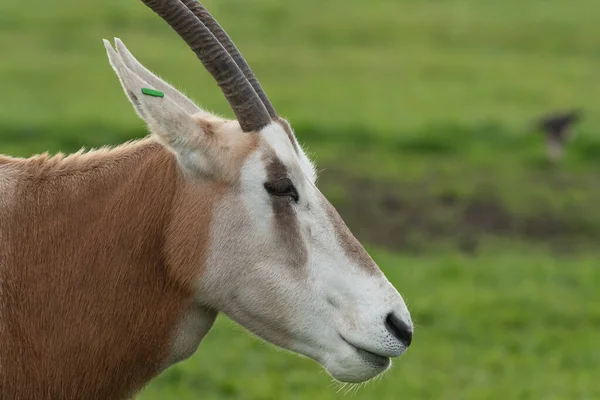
<box><xmin>103</xmin><ymin>39</ymin><xmax>206</xmax><ymax>155</ymax></box>
<box><xmin>114</xmin><ymin>38</ymin><xmax>203</xmax><ymax>115</ymax></box>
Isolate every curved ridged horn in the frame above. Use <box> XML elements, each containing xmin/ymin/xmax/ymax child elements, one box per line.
<box><xmin>181</xmin><ymin>0</ymin><xmax>278</xmax><ymax>120</ymax></box>
<box><xmin>140</xmin><ymin>0</ymin><xmax>271</xmax><ymax>132</ymax></box>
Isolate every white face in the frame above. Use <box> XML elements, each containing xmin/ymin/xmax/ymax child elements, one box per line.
<box><xmin>198</xmin><ymin>122</ymin><xmax>413</xmax><ymax>383</ymax></box>
<box><xmin>103</xmin><ymin>38</ymin><xmax>413</xmax><ymax>384</ymax></box>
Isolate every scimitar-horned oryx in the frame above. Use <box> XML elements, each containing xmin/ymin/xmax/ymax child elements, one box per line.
<box><xmin>0</xmin><ymin>0</ymin><xmax>413</xmax><ymax>398</ymax></box>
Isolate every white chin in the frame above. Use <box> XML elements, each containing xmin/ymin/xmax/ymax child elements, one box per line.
<box><xmin>323</xmin><ymin>350</ymin><xmax>391</xmax><ymax>383</ymax></box>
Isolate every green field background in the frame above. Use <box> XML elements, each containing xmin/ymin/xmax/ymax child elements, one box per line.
<box><xmin>1</xmin><ymin>0</ymin><xmax>599</xmax><ymax>398</ymax></box>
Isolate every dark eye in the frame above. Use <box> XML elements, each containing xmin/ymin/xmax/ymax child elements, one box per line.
<box><xmin>264</xmin><ymin>178</ymin><xmax>299</xmax><ymax>202</ymax></box>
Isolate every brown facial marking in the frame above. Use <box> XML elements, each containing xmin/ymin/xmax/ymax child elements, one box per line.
<box><xmin>263</xmin><ymin>152</ymin><xmax>308</xmax><ymax>271</ymax></box>
<box><xmin>277</xmin><ymin>117</ymin><xmax>300</xmax><ymax>155</ymax></box>
<box><xmin>319</xmin><ymin>192</ymin><xmax>380</xmax><ymax>276</ymax></box>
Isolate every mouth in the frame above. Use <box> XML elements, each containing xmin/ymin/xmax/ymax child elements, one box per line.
<box><xmin>340</xmin><ymin>336</ymin><xmax>390</xmax><ymax>368</ymax></box>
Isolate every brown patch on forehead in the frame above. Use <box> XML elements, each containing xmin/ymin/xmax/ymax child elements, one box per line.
<box><xmin>188</xmin><ymin>116</ymin><xmax>260</xmax><ymax>182</ymax></box>
<box><xmin>320</xmin><ymin>192</ymin><xmax>380</xmax><ymax>276</ymax></box>
<box><xmin>276</xmin><ymin>117</ymin><xmax>300</xmax><ymax>155</ymax></box>
<box><xmin>263</xmin><ymin>151</ymin><xmax>308</xmax><ymax>271</ymax></box>
<box><xmin>264</xmin><ymin>151</ymin><xmax>288</xmax><ymax>180</ymax></box>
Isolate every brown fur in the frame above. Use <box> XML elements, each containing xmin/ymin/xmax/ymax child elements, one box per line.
<box><xmin>0</xmin><ymin>137</ymin><xmax>240</xmax><ymax>399</ymax></box>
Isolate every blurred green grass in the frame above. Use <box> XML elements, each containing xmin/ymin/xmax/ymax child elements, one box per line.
<box><xmin>1</xmin><ymin>0</ymin><xmax>598</xmax><ymax>136</ymax></box>
<box><xmin>1</xmin><ymin>0</ymin><xmax>600</xmax><ymax>398</ymax></box>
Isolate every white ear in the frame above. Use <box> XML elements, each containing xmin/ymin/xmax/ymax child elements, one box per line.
<box><xmin>103</xmin><ymin>39</ymin><xmax>208</xmax><ymax>169</ymax></box>
<box><xmin>113</xmin><ymin>38</ymin><xmax>204</xmax><ymax>116</ymax></box>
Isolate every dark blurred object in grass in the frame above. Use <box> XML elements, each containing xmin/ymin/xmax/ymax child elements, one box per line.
<box><xmin>536</xmin><ymin>109</ymin><xmax>582</xmax><ymax>163</ymax></box>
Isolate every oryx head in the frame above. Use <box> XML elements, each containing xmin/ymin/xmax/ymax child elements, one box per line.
<box><xmin>104</xmin><ymin>0</ymin><xmax>412</xmax><ymax>383</ymax></box>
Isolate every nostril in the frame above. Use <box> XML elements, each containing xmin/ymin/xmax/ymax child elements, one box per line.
<box><xmin>385</xmin><ymin>312</ymin><xmax>412</xmax><ymax>347</ymax></box>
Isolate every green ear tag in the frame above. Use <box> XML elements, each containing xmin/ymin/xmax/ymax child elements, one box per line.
<box><xmin>141</xmin><ymin>88</ymin><xmax>164</xmax><ymax>98</ymax></box>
